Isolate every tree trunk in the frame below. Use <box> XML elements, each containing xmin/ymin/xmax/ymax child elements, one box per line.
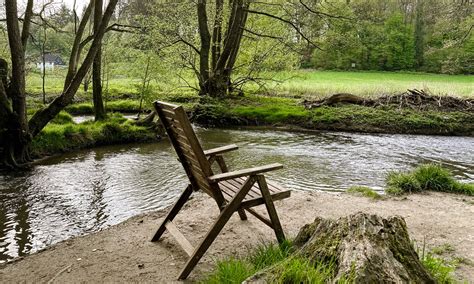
<box><xmin>197</xmin><ymin>0</ymin><xmax>249</xmax><ymax>98</ymax></box>
<box><xmin>93</xmin><ymin>0</ymin><xmax>106</xmax><ymax>121</ymax></box>
<box><xmin>5</xmin><ymin>0</ymin><xmax>30</xmax><ymax>164</ymax></box>
<box><xmin>29</xmin><ymin>0</ymin><xmax>119</xmax><ymax>137</ymax></box>
<box><xmin>246</xmin><ymin>213</ymin><xmax>435</xmax><ymax>283</ymax></box>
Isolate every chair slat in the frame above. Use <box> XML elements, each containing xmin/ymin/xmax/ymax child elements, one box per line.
<box><xmin>224</xmin><ymin>179</ymin><xmax>259</xmax><ymax>199</ymax></box>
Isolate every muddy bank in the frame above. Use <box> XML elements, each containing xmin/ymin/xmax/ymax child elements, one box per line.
<box><xmin>1</xmin><ymin>191</ymin><xmax>472</xmax><ymax>283</ymax></box>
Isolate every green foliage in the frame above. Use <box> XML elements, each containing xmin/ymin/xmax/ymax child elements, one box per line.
<box><xmin>31</xmin><ymin>116</ymin><xmax>155</xmax><ymax>156</ymax></box>
<box><xmin>347</xmin><ymin>186</ymin><xmax>382</xmax><ymax>199</ymax></box>
<box><xmin>385</xmin><ymin>164</ymin><xmax>473</xmax><ymax>196</ymax></box>
<box><xmin>420</xmin><ymin>253</ymin><xmax>457</xmax><ymax>284</ymax></box>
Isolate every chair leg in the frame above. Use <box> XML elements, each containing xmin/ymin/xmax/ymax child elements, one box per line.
<box><xmin>256</xmin><ymin>175</ymin><xmax>286</xmax><ymax>243</ymax></box>
<box><xmin>237</xmin><ymin>209</ymin><xmax>248</xmax><ymax>220</ymax></box>
<box><xmin>151</xmin><ymin>184</ymin><xmax>193</xmax><ymax>242</ymax></box>
<box><xmin>178</xmin><ymin>177</ymin><xmax>255</xmax><ymax>280</ymax></box>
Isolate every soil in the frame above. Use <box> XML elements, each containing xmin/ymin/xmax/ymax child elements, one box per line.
<box><xmin>1</xmin><ymin>191</ymin><xmax>473</xmax><ymax>283</ymax></box>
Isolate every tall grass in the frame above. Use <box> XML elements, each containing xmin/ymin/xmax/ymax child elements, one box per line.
<box><xmin>386</xmin><ymin>164</ymin><xmax>473</xmax><ymax>195</ymax></box>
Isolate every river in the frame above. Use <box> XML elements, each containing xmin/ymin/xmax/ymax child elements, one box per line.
<box><xmin>0</xmin><ymin>127</ymin><xmax>473</xmax><ymax>262</ymax></box>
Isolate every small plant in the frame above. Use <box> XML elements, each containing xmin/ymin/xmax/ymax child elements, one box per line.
<box><xmin>385</xmin><ymin>164</ymin><xmax>473</xmax><ymax>196</ymax></box>
<box><xmin>203</xmin><ymin>258</ymin><xmax>254</xmax><ymax>284</ymax></box>
<box><xmin>270</xmin><ymin>257</ymin><xmax>335</xmax><ymax>284</ymax></box>
<box><xmin>415</xmin><ymin>241</ymin><xmax>458</xmax><ymax>284</ymax></box>
<box><xmin>420</xmin><ymin>253</ymin><xmax>457</xmax><ymax>284</ymax></box>
<box><xmin>347</xmin><ymin>186</ymin><xmax>382</xmax><ymax>199</ymax></box>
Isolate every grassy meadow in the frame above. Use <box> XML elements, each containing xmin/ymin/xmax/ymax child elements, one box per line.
<box><xmin>26</xmin><ymin>69</ymin><xmax>473</xmax><ymax>101</ymax></box>
<box><xmin>265</xmin><ymin>70</ymin><xmax>473</xmax><ymax>98</ymax></box>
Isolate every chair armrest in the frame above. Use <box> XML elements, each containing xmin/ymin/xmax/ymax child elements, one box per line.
<box><xmin>204</xmin><ymin>144</ymin><xmax>238</xmax><ymax>156</ymax></box>
<box><xmin>208</xmin><ymin>163</ymin><xmax>283</xmax><ymax>182</ymax></box>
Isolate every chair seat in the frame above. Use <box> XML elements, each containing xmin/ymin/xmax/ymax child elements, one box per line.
<box><xmin>219</xmin><ymin>177</ymin><xmax>291</xmax><ymax>209</ymax></box>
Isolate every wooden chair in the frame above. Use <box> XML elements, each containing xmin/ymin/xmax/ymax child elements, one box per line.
<box><xmin>151</xmin><ymin>101</ymin><xmax>291</xmax><ymax>280</ymax></box>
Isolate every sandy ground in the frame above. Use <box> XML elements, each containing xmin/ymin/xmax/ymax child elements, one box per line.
<box><xmin>1</xmin><ymin>190</ymin><xmax>473</xmax><ymax>283</ymax></box>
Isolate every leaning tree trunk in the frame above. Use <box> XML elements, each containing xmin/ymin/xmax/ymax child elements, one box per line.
<box><xmin>246</xmin><ymin>213</ymin><xmax>435</xmax><ymax>283</ymax></box>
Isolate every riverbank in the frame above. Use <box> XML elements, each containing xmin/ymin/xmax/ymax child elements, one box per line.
<box><xmin>31</xmin><ymin>113</ymin><xmax>157</xmax><ymax>157</ymax></box>
<box><xmin>1</xmin><ymin>190</ymin><xmax>472</xmax><ymax>283</ymax></box>
<box><xmin>192</xmin><ymin>95</ymin><xmax>474</xmax><ymax>136</ymax></box>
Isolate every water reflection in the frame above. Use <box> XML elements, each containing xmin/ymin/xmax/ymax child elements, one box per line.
<box><xmin>0</xmin><ymin>127</ymin><xmax>473</xmax><ymax>261</ymax></box>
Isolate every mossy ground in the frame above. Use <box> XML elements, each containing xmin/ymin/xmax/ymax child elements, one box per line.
<box><xmin>192</xmin><ymin>95</ymin><xmax>473</xmax><ymax>136</ymax></box>
<box><xmin>31</xmin><ymin>113</ymin><xmax>156</xmax><ymax>157</ymax></box>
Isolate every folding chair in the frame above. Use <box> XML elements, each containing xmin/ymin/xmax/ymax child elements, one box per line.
<box><xmin>151</xmin><ymin>101</ymin><xmax>291</xmax><ymax>279</ymax></box>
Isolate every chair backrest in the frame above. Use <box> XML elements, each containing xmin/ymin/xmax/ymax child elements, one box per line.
<box><xmin>154</xmin><ymin>101</ymin><xmax>224</xmax><ymax>203</ymax></box>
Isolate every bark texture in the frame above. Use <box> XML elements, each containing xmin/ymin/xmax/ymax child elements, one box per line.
<box><xmin>247</xmin><ymin>213</ymin><xmax>435</xmax><ymax>283</ymax></box>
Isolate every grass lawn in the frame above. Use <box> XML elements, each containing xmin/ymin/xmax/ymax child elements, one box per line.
<box><xmin>26</xmin><ymin>69</ymin><xmax>473</xmax><ymax>101</ymax></box>
<box><xmin>263</xmin><ymin>70</ymin><xmax>473</xmax><ymax>98</ymax></box>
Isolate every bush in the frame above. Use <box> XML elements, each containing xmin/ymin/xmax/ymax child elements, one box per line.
<box><xmin>385</xmin><ymin>164</ymin><xmax>473</xmax><ymax>196</ymax></box>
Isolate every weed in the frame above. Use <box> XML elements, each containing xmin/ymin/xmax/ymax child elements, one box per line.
<box><xmin>347</xmin><ymin>186</ymin><xmax>382</xmax><ymax>199</ymax></box>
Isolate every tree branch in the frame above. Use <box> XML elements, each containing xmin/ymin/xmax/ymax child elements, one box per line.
<box><xmin>245</xmin><ymin>9</ymin><xmax>322</xmax><ymax>50</ymax></box>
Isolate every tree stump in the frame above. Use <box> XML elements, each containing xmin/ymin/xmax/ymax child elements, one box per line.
<box><xmin>247</xmin><ymin>213</ymin><xmax>435</xmax><ymax>283</ymax></box>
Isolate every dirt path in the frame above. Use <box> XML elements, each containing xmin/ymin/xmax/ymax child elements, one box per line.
<box><xmin>1</xmin><ymin>191</ymin><xmax>473</xmax><ymax>283</ymax></box>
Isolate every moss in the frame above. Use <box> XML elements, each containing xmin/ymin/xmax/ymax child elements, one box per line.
<box><xmin>31</xmin><ymin>116</ymin><xmax>156</xmax><ymax>157</ymax></box>
<box><xmin>347</xmin><ymin>186</ymin><xmax>382</xmax><ymax>199</ymax></box>
<box><xmin>190</xmin><ymin>95</ymin><xmax>473</xmax><ymax>136</ymax></box>
<box><xmin>385</xmin><ymin>164</ymin><xmax>473</xmax><ymax>196</ymax></box>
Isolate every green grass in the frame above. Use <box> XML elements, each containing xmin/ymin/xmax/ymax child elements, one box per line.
<box><xmin>202</xmin><ymin>240</ymin><xmax>344</xmax><ymax>284</ymax></box>
<box><xmin>26</xmin><ymin>70</ymin><xmax>473</xmax><ymax>102</ymax></box>
<box><xmin>416</xmin><ymin>243</ymin><xmax>459</xmax><ymax>284</ymax></box>
<box><xmin>31</xmin><ymin>114</ymin><xmax>155</xmax><ymax>156</ymax></box>
<box><xmin>261</xmin><ymin>70</ymin><xmax>474</xmax><ymax>98</ymax></box>
<box><xmin>347</xmin><ymin>186</ymin><xmax>382</xmax><ymax>199</ymax></box>
<box><xmin>386</xmin><ymin>164</ymin><xmax>474</xmax><ymax>196</ymax></box>
<box><xmin>65</xmin><ymin>100</ymin><xmax>144</xmax><ymax>115</ymax></box>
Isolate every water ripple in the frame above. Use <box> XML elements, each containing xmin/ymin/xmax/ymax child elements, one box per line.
<box><xmin>0</xmin><ymin>128</ymin><xmax>473</xmax><ymax>261</ymax></box>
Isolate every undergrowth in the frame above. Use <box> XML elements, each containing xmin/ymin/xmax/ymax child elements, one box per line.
<box><xmin>386</xmin><ymin>164</ymin><xmax>473</xmax><ymax>195</ymax></box>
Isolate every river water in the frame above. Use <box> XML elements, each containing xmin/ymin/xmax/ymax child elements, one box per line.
<box><xmin>0</xmin><ymin>127</ymin><xmax>473</xmax><ymax>262</ymax></box>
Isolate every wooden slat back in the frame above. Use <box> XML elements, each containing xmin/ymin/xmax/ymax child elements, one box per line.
<box><xmin>154</xmin><ymin>101</ymin><xmax>224</xmax><ymax>203</ymax></box>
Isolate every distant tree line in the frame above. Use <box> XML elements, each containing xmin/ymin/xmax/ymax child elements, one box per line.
<box><xmin>306</xmin><ymin>0</ymin><xmax>473</xmax><ymax>74</ymax></box>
